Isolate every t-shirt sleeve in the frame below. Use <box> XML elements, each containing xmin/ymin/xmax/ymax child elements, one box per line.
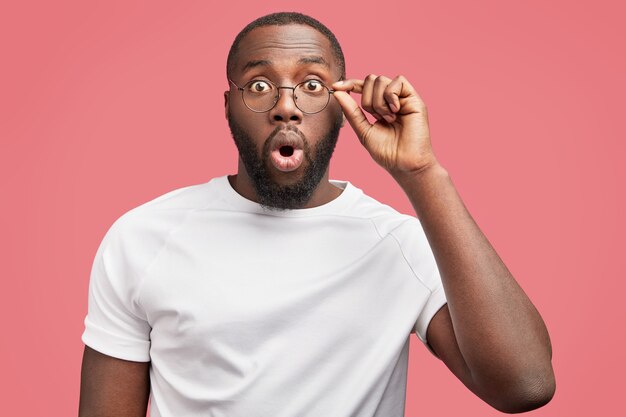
<box><xmin>391</xmin><ymin>217</ymin><xmax>448</xmax><ymax>346</ymax></box>
<box><xmin>81</xmin><ymin>219</ymin><xmax>151</xmax><ymax>362</ymax></box>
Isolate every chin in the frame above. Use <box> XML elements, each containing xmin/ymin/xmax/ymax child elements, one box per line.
<box><xmin>266</xmin><ymin>165</ymin><xmax>310</xmax><ymax>185</ymax></box>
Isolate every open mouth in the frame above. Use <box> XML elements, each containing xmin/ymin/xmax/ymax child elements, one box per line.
<box><xmin>279</xmin><ymin>145</ymin><xmax>295</xmax><ymax>157</ymax></box>
<box><xmin>268</xmin><ymin>130</ymin><xmax>305</xmax><ymax>172</ymax></box>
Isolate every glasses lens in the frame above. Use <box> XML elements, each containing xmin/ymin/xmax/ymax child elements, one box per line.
<box><xmin>295</xmin><ymin>80</ymin><xmax>330</xmax><ymax>113</ymax></box>
<box><xmin>242</xmin><ymin>80</ymin><xmax>278</xmax><ymax>112</ymax></box>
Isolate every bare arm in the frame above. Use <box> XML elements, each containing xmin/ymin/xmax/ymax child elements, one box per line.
<box><xmin>78</xmin><ymin>345</ymin><xmax>150</xmax><ymax>417</ymax></box>
<box><xmin>332</xmin><ymin>75</ymin><xmax>555</xmax><ymax>413</ymax></box>
<box><xmin>401</xmin><ymin>164</ymin><xmax>555</xmax><ymax>413</ymax></box>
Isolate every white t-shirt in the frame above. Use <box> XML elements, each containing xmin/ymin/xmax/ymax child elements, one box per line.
<box><xmin>82</xmin><ymin>175</ymin><xmax>447</xmax><ymax>417</ymax></box>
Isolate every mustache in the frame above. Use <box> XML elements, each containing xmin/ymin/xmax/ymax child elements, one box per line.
<box><xmin>265</xmin><ymin>124</ymin><xmax>306</xmax><ymax>144</ymax></box>
<box><xmin>262</xmin><ymin>125</ymin><xmax>311</xmax><ymax>163</ymax></box>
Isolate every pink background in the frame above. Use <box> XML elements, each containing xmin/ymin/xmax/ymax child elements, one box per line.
<box><xmin>1</xmin><ymin>0</ymin><xmax>624</xmax><ymax>415</ymax></box>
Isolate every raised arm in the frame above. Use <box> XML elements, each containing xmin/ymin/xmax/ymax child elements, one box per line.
<box><xmin>78</xmin><ymin>346</ymin><xmax>150</xmax><ymax>417</ymax></box>
<box><xmin>403</xmin><ymin>164</ymin><xmax>554</xmax><ymax>413</ymax></box>
<box><xmin>332</xmin><ymin>75</ymin><xmax>555</xmax><ymax>413</ymax></box>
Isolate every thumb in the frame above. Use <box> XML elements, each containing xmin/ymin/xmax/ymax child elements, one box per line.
<box><xmin>332</xmin><ymin>90</ymin><xmax>372</xmax><ymax>141</ymax></box>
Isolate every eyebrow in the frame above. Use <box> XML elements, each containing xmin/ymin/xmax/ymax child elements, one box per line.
<box><xmin>241</xmin><ymin>56</ymin><xmax>331</xmax><ymax>73</ymax></box>
<box><xmin>297</xmin><ymin>56</ymin><xmax>330</xmax><ymax>68</ymax></box>
<box><xmin>242</xmin><ymin>59</ymin><xmax>272</xmax><ymax>72</ymax></box>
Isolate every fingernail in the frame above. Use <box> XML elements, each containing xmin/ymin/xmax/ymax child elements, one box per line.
<box><xmin>383</xmin><ymin>114</ymin><xmax>395</xmax><ymax>123</ymax></box>
<box><xmin>333</xmin><ymin>80</ymin><xmax>344</xmax><ymax>86</ymax></box>
<box><xmin>389</xmin><ymin>103</ymin><xmax>398</xmax><ymax>112</ymax></box>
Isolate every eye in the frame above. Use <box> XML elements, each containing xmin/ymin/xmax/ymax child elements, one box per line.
<box><xmin>302</xmin><ymin>80</ymin><xmax>324</xmax><ymax>92</ymax></box>
<box><xmin>247</xmin><ymin>80</ymin><xmax>273</xmax><ymax>93</ymax></box>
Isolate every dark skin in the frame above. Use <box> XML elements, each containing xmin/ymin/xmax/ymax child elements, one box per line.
<box><xmin>79</xmin><ymin>24</ymin><xmax>555</xmax><ymax>416</ymax></box>
<box><xmin>224</xmin><ymin>25</ymin><xmax>346</xmax><ymax>206</ymax></box>
<box><xmin>78</xmin><ymin>346</ymin><xmax>150</xmax><ymax>417</ymax></box>
<box><xmin>330</xmin><ymin>59</ymin><xmax>556</xmax><ymax>413</ymax></box>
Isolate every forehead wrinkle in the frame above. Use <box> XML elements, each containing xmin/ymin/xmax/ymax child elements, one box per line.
<box><xmin>234</xmin><ymin>28</ymin><xmax>337</xmax><ymax>77</ymax></box>
<box><xmin>242</xmin><ymin>56</ymin><xmax>329</xmax><ymax>74</ymax></box>
<box><xmin>251</xmin><ymin>37</ymin><xmax>327</xmax><ymax>48</ymax></box>
<box><xmin>242</xmin><ymin>37</ymin><xmax>328</xmax><ymax>55</ymax></box>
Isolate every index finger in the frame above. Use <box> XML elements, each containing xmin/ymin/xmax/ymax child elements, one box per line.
<box><xmin>331</xmin><ymin>79</ymin><xmax>364</xmax><ymax>94</ymax></box>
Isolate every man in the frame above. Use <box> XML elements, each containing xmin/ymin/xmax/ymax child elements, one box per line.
<box><xmin>79</xmin><ymin>12</ymin><xmax>555</xmax><ymax>417</ymax></box>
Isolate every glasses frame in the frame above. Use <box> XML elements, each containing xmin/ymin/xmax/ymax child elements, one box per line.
<box><xmin>228</xmin><ymin>78</ymin><xmax>337</xmax><ymax>114</ymax></box>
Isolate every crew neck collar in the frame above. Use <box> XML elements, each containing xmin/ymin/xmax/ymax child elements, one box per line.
<box><xmin>214</xmin><ymin>175</ymin><xmax>360</xmax><ymax>217</ymax></box>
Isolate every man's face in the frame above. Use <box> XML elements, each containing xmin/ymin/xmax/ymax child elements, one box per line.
<box><xmin>225</xmin><ymin>24</ymin><xmax>344</xmax><ymax>210</ymax></box>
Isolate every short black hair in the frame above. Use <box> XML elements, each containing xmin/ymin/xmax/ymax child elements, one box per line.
<box><xmin>226</xmin><ymin>12</ymin><xmax>346</xmax><ymax>80</ymax></box>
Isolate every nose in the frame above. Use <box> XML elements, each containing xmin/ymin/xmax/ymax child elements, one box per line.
<box><xmin>268</xmin><ymin>87</ymin><xmax>303</xmax><ymax>124</ymax></box>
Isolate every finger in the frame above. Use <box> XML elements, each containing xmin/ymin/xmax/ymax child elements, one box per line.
<box><xmin>331</xmin><ymin>90</ymin><xmax>373</xmax><ymax>140</ymax></box>
<box><xmin>384</xmin><ymin>78</ymin><xmax>402</xmax><ymax>113</ymax></box>
<box><xmin>360</xmin><ymin>74</ymin><xmax>378</xmax><ymax>118</ymax></box>
<box><xmin>372</xmin><ymin>76</ymin><xmax>396</xmax><ymax>123</ymax></box>
<box><xmin>331</xmin><ymin>79</ymin><xmax>363</xmax><ymax>94</ymax></box>
<box><xmin>387</xmin><ymin>75</ymin><xmax>424</xmax><ymax>113</ymax></box>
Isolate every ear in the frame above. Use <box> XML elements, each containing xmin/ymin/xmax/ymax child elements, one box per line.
<box><xmin>224</xmin><ymin>91</ymin><xmax>230</xmax><ymax>119</ymax></box>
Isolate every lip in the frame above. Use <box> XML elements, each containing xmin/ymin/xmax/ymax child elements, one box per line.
<box><xmin>268</xmin><ymin>128</ymin><xmax>305</xmax><ymax>151</ymax></box>
<box><xmin>267</xmin><ymin>128</ymin><xmax>305</xmax><ymax>172</ymax></box>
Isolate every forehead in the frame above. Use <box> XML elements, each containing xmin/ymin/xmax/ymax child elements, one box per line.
<box><xmin>232</xmin><ymin>24</ymin><xmax>338</xmax><ymax>78</ymax></box>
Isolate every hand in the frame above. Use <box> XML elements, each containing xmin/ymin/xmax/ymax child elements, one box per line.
<box><xmin>332</xmin><ymin>75</ymin><xmax>439</xmax><ymax>177</ymax></box>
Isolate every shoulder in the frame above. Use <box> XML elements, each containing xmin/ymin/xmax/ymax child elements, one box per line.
<box><xmin>341</xmin><ymin>181</ymin><xmax>419</xmax><ymax>238</ymax></box>
<box><xmin>109</xmin><ymin>177</ymin><xmax>224</xmax><ymax>236</ymax></box>
<box><xmin>343</xmin><ymin>181</ymin><xmax>438</xmax><ymax>276</ymax></box>
<box><xmin>97</xmin><ymin>178</ymin><xmax>225</xmax><ymax>269</ymax></box>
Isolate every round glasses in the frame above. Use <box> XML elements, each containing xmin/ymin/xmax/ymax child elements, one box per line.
<box><xmin>228</xmin><ymin>78</ymin><xmax>335</xmax><ymax>114</ymax></box>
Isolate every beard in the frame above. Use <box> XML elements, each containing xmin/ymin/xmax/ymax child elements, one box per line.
<box><xmin>227</xmin><ymin>115</ymin><xmax>342</xmax><ymax>211</ymax></box>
